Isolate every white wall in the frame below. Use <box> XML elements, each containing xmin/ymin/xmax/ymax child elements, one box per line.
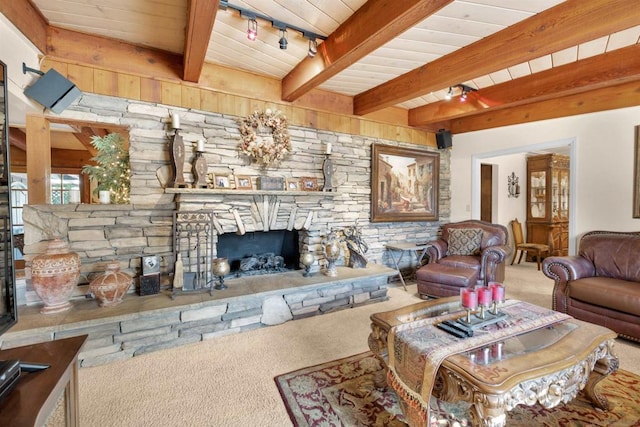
<box><xmin>450</xmin><ymin>105</ymin><xmax>640</xmax><ymax>254</ymax></box>
<box><xmin>481</xmin><ymin>153</ymin><xmax>527</xmax><ymax>245</ymax></box>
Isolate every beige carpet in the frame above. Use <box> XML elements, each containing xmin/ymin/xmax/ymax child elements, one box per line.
<box><xmin>49</xmin><ymin>262</ymin><xmax>640</xmax><ymax>427</ymax></box>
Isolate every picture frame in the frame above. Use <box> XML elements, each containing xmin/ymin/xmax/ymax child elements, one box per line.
<box><xmin>235</xmin><ymin>175</ymin><xmax>253</xmax><ymax>190</ymax></box>
<box><xmin>300</xmin><ymin>177</ymin><xmax>318</xmax><ymax>191</ymax></box>
<box><xmin>285</xmin><ymin>178</ymin><xmax>300</xmax><ymax>191</ymax></box>
<box><xmin>634</xmin><ymin>125</ymin><xmax>640</xmax><ymax>218</ymax></box>
<box><xmin>214</xmin><ymin>175</ymin><xmax>230</xmax><ymax>189</ymax></box>
<box><xmin>371</xmin><ymin>144</ymin><xmax>439</xmax><ymax>222</ymax></box>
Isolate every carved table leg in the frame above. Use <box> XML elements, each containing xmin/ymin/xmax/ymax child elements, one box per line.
<box><xmin>583</xmin><ymin>348</ymin><xmax>619</xmax><ymax>411</ymax></box>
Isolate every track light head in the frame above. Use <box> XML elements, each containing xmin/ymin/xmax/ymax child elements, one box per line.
<box><xmin>308</xmin><ymin>39</ymin><xmax>318</xmax><ymax>57</ymax></box>
<box><xmin>247</xmin><ymin>18</ymin><xmax>258</xmax><ymax>41</ymax></box>
<box><xmin>445</xmin><ymin>87</ymin><xmax>453</xmax><ymax>101</ymax></box>
<box><xmin>278</xmin><ymin>29</ymin><xmax>288</xmax><ymax>50</ymax></box>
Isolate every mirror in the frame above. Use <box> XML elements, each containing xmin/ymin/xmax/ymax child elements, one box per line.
<box><xmin>0</xmin><ymin>60</ymin><xmax>17</xmax><ymax>335</ymax></box>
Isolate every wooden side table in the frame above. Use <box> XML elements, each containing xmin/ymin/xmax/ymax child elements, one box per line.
<box><xmin>0</xmin><ymin>335</ymin><xmax>87</xmax><ymax>427</ymax></box>
<box><xmin>385</xmin><ymin>242</ymin><xmax>429</xmax><ymax>290</ymax></box>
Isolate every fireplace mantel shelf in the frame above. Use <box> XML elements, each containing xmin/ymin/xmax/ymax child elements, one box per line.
<box><xmin>165</xmin><ymin>188</ymin><xmax>337</xmax><ymax>197</ymax></box>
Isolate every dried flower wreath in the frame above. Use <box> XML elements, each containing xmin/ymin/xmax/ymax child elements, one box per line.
<box><xmin>238</xmin><ymin>109</ymin><xmax>291</xmax><ymax>167</ymax></box>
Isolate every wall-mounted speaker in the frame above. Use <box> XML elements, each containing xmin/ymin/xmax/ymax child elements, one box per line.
<box><xmin>24</xmin><ymin>68</ymin><xmax>82</xmax><ymax>114</ymax></box>
<box><xmin>436</xmin><ymin>130</ymin><xmax>452</xmax><ymax>149</ymax></box>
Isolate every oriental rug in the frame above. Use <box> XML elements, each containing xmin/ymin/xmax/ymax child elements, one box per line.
<box><xmin>275</xmin><ymin>351</ymin><xmax>640</xmax><ymax>427</ymax></box>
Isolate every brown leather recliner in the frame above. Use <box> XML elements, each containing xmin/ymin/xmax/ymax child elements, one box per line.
<box><xmin>542</xmin><ymin>230</ymin><xmax>640</xmax><ymax>342</ymax></box>
<box><xmin>416</xmin><ymin>220</ymin><xmax>510</xmax><ymax>299</ymax></box>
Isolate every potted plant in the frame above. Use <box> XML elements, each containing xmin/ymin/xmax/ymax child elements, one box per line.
<box><xmin>82</xmin><ymin>133</ymin><xmax>130</xmax><ymax>204</ymax></box>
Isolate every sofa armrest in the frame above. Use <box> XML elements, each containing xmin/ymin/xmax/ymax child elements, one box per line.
<box><xmin>423</xmin><ymin>239</ymin><xmax>447</xmax><ymax>262</ymax></box>
<box><xmin>480</xmin><ymin>244</ymin><xmax>510</xmax><ymax>284</ymax></box>
<box><xmin>542</xmin><ymin>256</ymin><xmax>595</xmax><ymax>312</ymax></box>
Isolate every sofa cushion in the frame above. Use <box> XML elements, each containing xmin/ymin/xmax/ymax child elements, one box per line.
<box><xmin>416</xmin><ymin>263</ymin><xmax>478</xmax><ymax>288</ymax></box>
<box><xmin>447</xmin><ymin>228</ymin><xmax>483</xmax><ymax>256</ymax></box>
<box><xmin>579</xmin><ymin>233</ymin><xmax>640</xmax><ymax>282</ymax></box>
<box><xmin>569</xmin><ymin>277</ymin><xmax>640</xmax><ymax>317</ymax></box>
<box><xmin>439</xmin><ymin>255</ymin><xmax>481</xmax><ymax>272</ymax></box>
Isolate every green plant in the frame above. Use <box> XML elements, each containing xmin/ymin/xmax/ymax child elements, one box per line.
<box><xmin>82</xmin><ymin>133</ymin><xmax>130</xmax><ymax>204</ymax></box>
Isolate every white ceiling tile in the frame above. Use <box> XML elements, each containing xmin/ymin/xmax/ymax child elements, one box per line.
<box><xmin>507</xmin><ymin>62</ymin><xmax>531</xmax><ymax>79</ymax></box>
<box><xmin>607</xmin><ymin>25</ymin><xmax>640</xmax><ymax>51</ymax></box>
<box><xmin>551</xmin><ymin>46</ymin><xmax>578</xmax><ymax>67</ymax></box>
<box><xmin>488</xmin><ymin>69</ymin><xmax>512</xmax><ymax>84</ymax></box>
<box><xmin>528</xmin><ymin>56</ymin><xmax>553</xmax><ymax>74</ymax></box>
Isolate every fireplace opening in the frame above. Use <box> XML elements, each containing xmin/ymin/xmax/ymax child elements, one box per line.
<box><xmin>217</xmin><ymin>230</ymin><xmax>300</xmax><ymax>277</ymax></box>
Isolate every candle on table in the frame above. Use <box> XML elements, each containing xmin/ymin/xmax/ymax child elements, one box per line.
<box><xmin>478</xmin><ymin>287</ymin><xmax>493</xmax><ymax>306</ymax></box>
<box><xmin>325</xmin><ymin>142</ymin><xmax>332</xmax><ymax>155</ymax></box>
<box><xmin>489</xmin><ymin>282</ymin><xmax>505</xmax><ymax>302</ymax></box>
<box><xmin>171</xmin><ymin>113</ymin><xmax>180</xmax><ymax>129</ymax></box>
<box><xmin>197</xmin><ymin>139</ymin><xmax>205</xmax><ymax>152</ymax></box>
<box><xmin>461</xmin><ymin>288</ymin><xmax>478</xmax><ymax>309</ymax></box>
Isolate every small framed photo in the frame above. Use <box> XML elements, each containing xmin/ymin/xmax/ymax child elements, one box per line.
<box><xmin>285</xmin><ymin>179</ymin><xmax>300</xmax><ymax>191</ymax></box>
<box><xmin>214</xmin><ymin>175</ymin><xmax>230</xmax><ymax>189</ymax></box>
<box><xmin>300</xmin><ymin>177</ymin><xmax>318</xmax><ymax>191</ymax></box>
<box><xmin>235</xmin><ymin>175</ymin><xmax>253</xmax><ymax>190</ymax></box>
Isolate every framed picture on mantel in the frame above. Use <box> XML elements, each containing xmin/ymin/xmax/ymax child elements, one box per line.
<box><xmin>371</xmin><ymin>144</ymin><xmax>439</xmax><ymax>222</ymax></box>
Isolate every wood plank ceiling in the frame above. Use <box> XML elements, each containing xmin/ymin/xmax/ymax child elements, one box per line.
<box><xmin>9</xmin><ymin>0</ymin><xmax>640</xmax><ymax>134</ymax></box>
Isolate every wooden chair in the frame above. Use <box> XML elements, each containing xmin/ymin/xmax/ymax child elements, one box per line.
<box><xmin>510</xmin><ymin>218</ymin><xmax>549</xmax><ymax>270</ymax></box>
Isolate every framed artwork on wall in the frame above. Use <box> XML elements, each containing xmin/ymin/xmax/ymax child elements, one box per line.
<box><xmin>371</xmin><ymin>144</ymin><xmax>439</xmax><ymax>222</ymax></box>
<box><xmin>634</xmin><ymin>125</ymin><xmax>640</xmax><ymax>218</ymax></box>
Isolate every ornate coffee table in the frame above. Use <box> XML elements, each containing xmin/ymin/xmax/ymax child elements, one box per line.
<box><xmin>368</xmin><ymin>297</ymin><xmax>618</xmax><ymax>427</ymax></box>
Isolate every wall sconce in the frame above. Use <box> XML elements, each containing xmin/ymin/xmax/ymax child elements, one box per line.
<box><xmin>508</xmin><ymin>172</ymin><xmax>520</xmax><ymax>198</ymax></box>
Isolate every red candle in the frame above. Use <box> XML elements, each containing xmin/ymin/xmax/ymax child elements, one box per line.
<box><xmin>490</xmin><ymin>283</ymin><xmax>505</xmax><ymax>302</ymax></box>
<box><xmin>478</xmin><ymin>287</ymin><xmax>493</xmax><ymax>306</ymax></box>
<box><xmin>461</xmin><ymin>288</ymin><xmax>478</xmax><ymax>309</ymax></box>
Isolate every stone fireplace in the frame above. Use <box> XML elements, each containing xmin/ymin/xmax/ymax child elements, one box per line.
<box><xmin>168</xmin><ymin>188</ymin><xmax>337</xmax><ymax>278</ymax></box>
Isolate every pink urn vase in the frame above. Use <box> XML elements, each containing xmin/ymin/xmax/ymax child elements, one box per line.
<box><xmin>90</xmin><ymin>261</ymin><xmax>132</xmax><ymax>307</ymax></box>
<box><xmin>31</xmin><ymin>238</ymin><xmax>81</xmax><ymax>314</ymax></box>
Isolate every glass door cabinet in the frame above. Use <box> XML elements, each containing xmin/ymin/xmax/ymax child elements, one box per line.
<box><xmin>526</xmin><ymin>153</ymin><xmax>569</xmax><ymax>256</ymax></box>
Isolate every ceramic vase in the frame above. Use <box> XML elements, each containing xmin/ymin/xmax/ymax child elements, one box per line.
<box><xmin>90</xmin><ymin>261</ymin><xmax>132</xmax><ymax>307</ymax></box>
<box><xmin>31</xmin><ymin>238</ymin><xmax>81</xmax><ymax>314</ymax></box>
<box><xmin>322</xmin><ymin>239</ymin><xmax>341</xmax><ymax>277</ymax></box>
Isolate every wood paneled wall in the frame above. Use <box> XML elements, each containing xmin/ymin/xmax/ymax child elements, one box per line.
<box><xmin>42</xmin><ymin>58</ymin><xmax>435</xmax><ymax>148</ymax></box>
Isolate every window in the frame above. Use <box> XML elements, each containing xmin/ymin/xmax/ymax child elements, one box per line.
<box><xmin>50</xmin><ymin>173</ymin><xmax>81</xmax><ymax>205</ymax></box>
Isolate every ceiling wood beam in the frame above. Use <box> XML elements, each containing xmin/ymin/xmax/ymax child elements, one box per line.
<box><xmin>47</xmin><ymin>27</ymin><xmax>183</xmax><ymax>81</ymax></box>
<box><xmin>354</xmin><ymin>0</ymin><xmax>640</xmax><ymax>115</ymax></box>
<box><xmin>281</xmin><ymin>0</ymin><xmax>453</xmax><ymax>102</ymax></box>
<box><xmin>183</xmin><ymin>0</ymin><xmax>219</xmax><ymax>82</ymax></box>
<box><xmin>450</xmin><ymin>80</ymin><xmax>640</xmax><ymax>134</ymax></box>
<box><xmin>9</xmin><ymin>128</ymin><xmax>26</xmax><ymax>151</ymax></box>
<box><xmin>0</xmin><ymin>1</ymin><xmax>48</xmax><ymax>52</ymax></box>
<box><xmin>409</xmin><ymin>43</ymin><xmax>640</xmax><ymax>127</ymax></box>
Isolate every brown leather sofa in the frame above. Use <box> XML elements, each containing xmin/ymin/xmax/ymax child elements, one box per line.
<box><xmin>542</xmin><ymin>230</ymin><xmax>640</xmax><ymax>342</ymax></box>
<box><xmin>415</xmin><ymin>220</ymin><xmax>510</xmax><ymax>298</ymax></box>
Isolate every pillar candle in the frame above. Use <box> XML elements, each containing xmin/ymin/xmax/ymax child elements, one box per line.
<box><xmin>461</xmin><ymin>288</ymin><xmax>478</xmax><ymax>309</ymax></box>
<box><xmin>171</xmin><ymin>113</ymin><xmax>180</xmax><ymax>129</ymax></box>
<box><xmin>478</xmin><ymin>287</ymin><xmax>493</xmax><ymax>305</ymax></box>
<box><xmin>197</xmin><ymin>139</ymin><xmax>205</xmax><ymax>152</ymax></box>
<box><xmin>325</xmin><ymin>142</ymin><xmax>332</xmax><ymax>155</ymax></box>
<box><xmin>490</xmin><ymin>282</ymin><xmax>505</xmax><ymax>302</ymax></box>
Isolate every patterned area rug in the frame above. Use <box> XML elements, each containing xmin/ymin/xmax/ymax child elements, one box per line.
<box><xmin>275</xmin><ymin>352</ymin><xmax>640</xmax><ymax>427</ymax></box>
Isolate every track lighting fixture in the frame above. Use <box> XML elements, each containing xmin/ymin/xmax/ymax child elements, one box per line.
<box><xmin>220</xmin><ymin>0</ymin><xmax>326</xmax><ymax>54</ymax></box>
<box><xmin>308</xmin><ymin>38</ymin><xmax>318</xmax><ymax>57</ymax></box>
<box><xmin>444</xmin><ymin>84</ymin><xmax>477</xmax><ymax>102</ymax></box>
<box><xmin>278</xmin><ymin>29</ymin><xmax>288</xmax><ymax>49</ymax></box>
<box><xmin>247</xmin><ymin>18</ymin><xmax>258</xmax><ymax>41</ymax></box>
<box><xmin>445</xmin><ymin>87</ymin><xmax>453</xmax><ymax>101</ymax></box>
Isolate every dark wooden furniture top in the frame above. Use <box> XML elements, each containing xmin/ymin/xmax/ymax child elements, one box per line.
<box><xmin>0</xmin><ymin>335</ymin><xmax>87</xmax><ymax>427</ymax></box>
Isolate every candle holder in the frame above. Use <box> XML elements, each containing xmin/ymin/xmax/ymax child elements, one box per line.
<box><xmin>322</xmin><ymin>154</ymin><xmax>334</xmax><ymax>192</ymax></box>
<box><xmin>212</xmin><ymin>257</ymin><xmax>230</xmax><ymax>290</ymax></box>
<box><xmin>169</xmin><ymin>128</ymin><xmax>189</xmax><ymax>188</ymax></box>
<box><xmin>489</xmin><ymin>282</ymin><xmax>506</xmax><ymax>315</ymax></box>
<box><xmin>300</xmin><ymin>251</ymin><xmax>315</xmax><ymax>277</ymax></box>
<box><xmin>460</xmin><ymin>288</ymin><xmax>478</xmax><ymax>324</ymax></box>
<box><xmin>192</xmin><ymin>149</ymin><xmax>208</xmax><ymax>189</ymax></box>
<box><xmin>477</xmin><ymin>287</ymin><xmax>493</xmax><ymax>319</ymax></box>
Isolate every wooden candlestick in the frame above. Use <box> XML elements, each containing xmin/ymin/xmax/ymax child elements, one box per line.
<box><xmin>169</xmin><ymin>129</ymin><xmax>189</xmax><ymax>188</ymax></box>
<box><xmin>192</xmin><ymin>151</ymin><xmax>208</xmax><ymax>189</ymax></box>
